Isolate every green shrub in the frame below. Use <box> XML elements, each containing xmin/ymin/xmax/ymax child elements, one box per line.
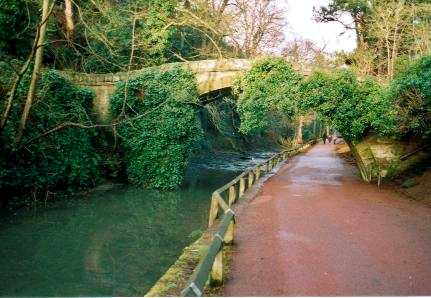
<box><xmin>386</xmin><ymin>55</ymin><xmax>431</xmax><ymax>139</ymax></box>
<box><xmin>0</xmin><ymin>70</ymin><xmax>101</xmax><ymax>195</ymax></box>
<box><xmin>234</xmin><ymin>57</ymin><xmax>302</xmax><ymax>135</ymax></box>
<box><xmin>110</xmin><ymin>66</ymin><xmax>202</xmax><ymax>189</ymax></box>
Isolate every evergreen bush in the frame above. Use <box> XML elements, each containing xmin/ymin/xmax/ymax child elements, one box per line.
<box><xmin>110</xmin><ymin>66</ymin><xmax>202</xmax><ymax>189</ymax></box>
<box><xmin>386</xmin><ymin>55</ymin><xmax>431</xmax><ymax>140</ymax></box>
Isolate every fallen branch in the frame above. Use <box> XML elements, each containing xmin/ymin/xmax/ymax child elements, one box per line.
<box><xmin>400</xmin><ymin>144</ymin><xmax>430</xmax><ymax>161</ymax></box>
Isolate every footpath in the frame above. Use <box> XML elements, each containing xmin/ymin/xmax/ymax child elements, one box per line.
<box><xmin>223</xmin><ymin>143</ymin><xmax>431</xmax><ymax>296</ymax></box>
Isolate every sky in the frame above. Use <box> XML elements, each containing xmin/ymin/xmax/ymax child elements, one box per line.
<box><xmin>279</xmin><ymin>0</ymin><xmax>357</xmax><ymax>53</ymax></box>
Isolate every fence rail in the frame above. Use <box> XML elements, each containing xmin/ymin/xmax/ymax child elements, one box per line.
<box><xmin>181</xmin><ymin>140</ymin><xmax>317</xmax><ymax>296</ymax></box>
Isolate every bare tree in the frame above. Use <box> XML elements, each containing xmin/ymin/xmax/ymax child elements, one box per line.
<box><xmin>369</xmin><ymin>0</ymin><xmax>431</xmax><ymax>79</ymax></box>
<box><xmin>282</xmin><ymin>39</ymin><xmax>335</xmax><ymax>72</ymax></box>
<box><xmin>227</xmin><ymin>0</ymin><xmax>285</xmax><ymax>57</ymax></box>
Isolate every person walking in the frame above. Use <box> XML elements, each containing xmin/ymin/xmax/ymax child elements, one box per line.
<box><xmin>322</xmin><ymin>130</ymin><xmax>327</xmax><ymax>144</ymax></box>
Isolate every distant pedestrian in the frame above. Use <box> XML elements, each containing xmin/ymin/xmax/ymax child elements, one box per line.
<box><xmin>328</xmin><ymin>134</ymin><xmax>333</xmax><ymax>144</ymax></box>
<box><xmin>322</xmin><ymin>131</ymin><xmax>327</xmax><ymax>144</ymax></box>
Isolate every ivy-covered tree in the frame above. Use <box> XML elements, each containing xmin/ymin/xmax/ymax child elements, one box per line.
<box><xmin>110</xmin><ymin>66</ymin><xmax>203</xmax><ymax>189</ymax></box>
<box><xmin>299</xmin><ymin>70</ymin><xmax>389</xmax><ymax>142</ymax></box>
<box><xmin>0</xmin><ymin>71</ymin><xmax>101</xmax><ymax>201</ymax></box>
<box><xmin>234</xmin><ymin>57</ymin><xmax>303</xmax><ymax>135</ymax></box>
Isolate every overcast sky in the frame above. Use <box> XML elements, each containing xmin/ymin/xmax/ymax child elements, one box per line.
<box><xmin>279</xmin><ymin>0</ymin><xmax>357</xmax><ymax>53</ymax></box>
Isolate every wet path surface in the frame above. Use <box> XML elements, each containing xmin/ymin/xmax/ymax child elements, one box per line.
<box><xmin>223</xmin><ymin>144</ymin><xmax>431</xmax><ymax>296</ymax></box>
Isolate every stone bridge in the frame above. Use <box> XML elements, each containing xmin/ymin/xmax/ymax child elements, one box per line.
<box><xmin>62</xmin><ymin>59</ymin><xmax>251</xmax><ymax>119</ymax></box>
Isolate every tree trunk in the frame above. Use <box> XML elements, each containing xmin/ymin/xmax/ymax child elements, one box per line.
<box><xmin>65</xmin><ymin>0</ymin><xmax>74</xmax><ymax>38</ymax></box>
<box><xmin>313</xmin><ymin>118</ymin><xmax>317</xmax><ymax>139</ymax></box>
<box><xmin>296</xmin><ymin>116</ymin><xmax>303</xmax><ymax>144</ymax></box>
<box><xmin>1</xmin><ymin>52</ymin><xmax>36</xmax><ymax>130</ymax></box>
<box><xmin>17</xmin><ymin>0</ymin><xmax>51</xmax><ymax>142</ymax></box>
<box><xmin>346</xmin><ymin>140</ymin><xmax>371</xmax><ymax>182</ymax></box>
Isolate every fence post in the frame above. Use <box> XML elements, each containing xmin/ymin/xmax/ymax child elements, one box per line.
<box><xmin>248</xmin><ymin>171</ymin><xmax>254</xmax><ymax>188</ymax></box>
<box><xmin>210</xmin><ymin>249</ymin><xmax>223</xmax><ymax>286</ymax></box>
<box><xmin>255</xmin><ymin>166</ymin><xmax>261</xmax><ymax>181</ymax></box>
<box><xmin>228</xmin><ymin>185</ymin><xmax>236</xmax><ymax>206</ymax></box>
<box><xmin>239</xmin><ymin>177</ymin><xmax>245</xmax><ymax>197</ymax></box>
<box><xmin>224</xmin><ymin>219</ymin><xmax>235</xmax><ymax>244</ymax></box>
<box><xmin>208</xmin><ymin>193</ymin><xmax>219</xmax><ymax>227</ymax></box>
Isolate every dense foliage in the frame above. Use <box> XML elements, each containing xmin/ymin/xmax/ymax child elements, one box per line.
<box><xmin>234</xmin><ymin>57</ymin><xmax>302</xmax><ymax>135</ymax></box>
<box><xmin>52</xmin><ymin>0</ymin><xmax>180</xmax><ymax>72</ymax></box>
<box><xmin>302</xmin><ymin>55</ymin><xmax>431</xmax><ymax>142</ymax></box>
<box><xmin>386</xmin><ymin>55</ymin><xmax>431</xmax><ymax>139</ymax></box>
<box><xmin>0</xmin><ymin>0</ymin><xmax>38</xmax><ymax>59</ymax></box>
<box><xmin>110</xmin><ymin>66</ymin><xmax>202</xmax><ymax>189</ymax></box>
<box><xmin>300</xmin><ymin>70</ymin><xmax>388</xmax><ymax>142</ymax></box>
<box><xmin>236</xmin><ymin>55</ymin><xmax>431</xmax><ymax>144</ymax></box>
<box><xmin>0</xmin><ymin>0</ymin><xmax>239</xmax><ymax>73</ymax></box>
<box><xmin>0</xmin><ymin>71</ymin><xmax>101</xmax><ymax>198</ymax></box>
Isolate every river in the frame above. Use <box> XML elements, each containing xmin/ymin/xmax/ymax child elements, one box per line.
<box><xmin>0</xmin><ymin>151</ymin><xmax>275</xmax><ymax>296</ymax></box>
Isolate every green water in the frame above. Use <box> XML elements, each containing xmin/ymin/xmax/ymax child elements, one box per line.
<box><xmin>0</xmin><ymin>152</ymin><xmax>275</xmax><ymax>296</ymax></box>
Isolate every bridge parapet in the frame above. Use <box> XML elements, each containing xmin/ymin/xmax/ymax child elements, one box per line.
<box><xmin>61</xmin><ymin>59</ymin><xmax>251</xmax><ymax>120</ymax></box>
<box><xmin>62</xmin><ymin>59</ymin><xmax>251</xmax><ymax>87</ymax></box>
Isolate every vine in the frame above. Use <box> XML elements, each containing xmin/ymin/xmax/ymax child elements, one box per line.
<box><xmin>110</xmin><ymin>65</ymin><xmax>203</xmax><ymax>189</ymax></box>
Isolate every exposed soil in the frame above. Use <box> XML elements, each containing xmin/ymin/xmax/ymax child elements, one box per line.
<box><xmin>222</xmin><ymin>143</ymin><xmax>431</xmax><ymax>296</ymax></box>
<box><xmin>399</xmin><ymin>170</ymin><xmax>431</xmax><ymax>203</ymax></box>
<box><xmin>392</xmin><ymin>161</ymin><xmax>431</xmax><ymax>205</ymax></box>
<box><xmin>334</xmin><ymin>142</ymin><xmax>356</xmax><ymax>165</ymax></box>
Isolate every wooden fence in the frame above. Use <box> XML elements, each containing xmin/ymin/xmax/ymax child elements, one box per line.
<box><xmin>181</xmin><ymin>140</ymin><xmax>317</xmax><ymax>296</ymax></box>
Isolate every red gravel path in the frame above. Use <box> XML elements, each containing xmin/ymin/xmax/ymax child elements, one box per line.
<box><xmin>223</xmin><ymin>144</ymin><xmax>431</xmax><ymax>296</ymax></box>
